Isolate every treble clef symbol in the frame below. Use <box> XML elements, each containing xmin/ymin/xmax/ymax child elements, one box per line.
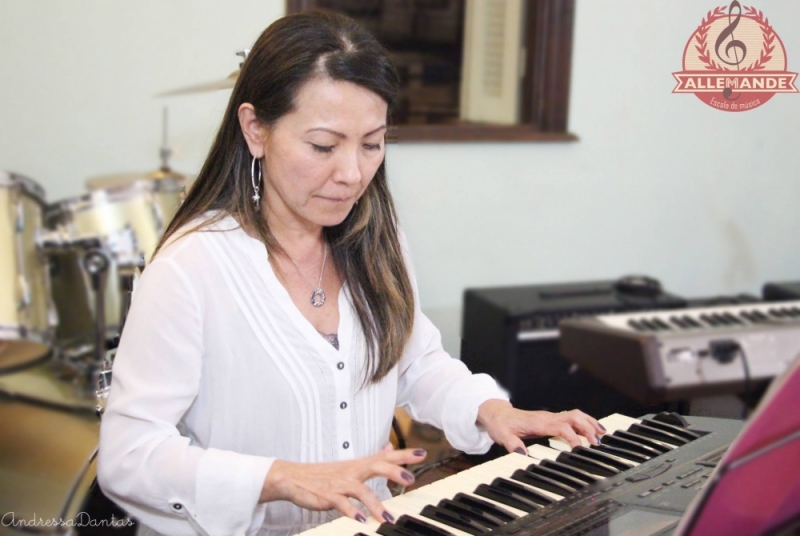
<box><xmin>715</xmin><ymin>0</ymin><xmax>746</xmax><ymax>100</ymax></box>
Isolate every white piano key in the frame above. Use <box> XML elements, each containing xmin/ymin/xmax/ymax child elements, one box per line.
<box><xmin>548</xmin><ymin>435</ymin><xmax>591</xmax><ymax>450</ymax></box>
<box><xmin>526</xmin><ymin>444</ymin><xmax>562</xmax><ymax>461</ymax></box>
<box><xmin>599</xmin><ymin>413</ymin><xmax>642</xmax><ymax>433</ymax></box>
<box><xmin>323</xmin><ymin>516</ymin><xmax>381</xmax><ymax>536</ymax></box>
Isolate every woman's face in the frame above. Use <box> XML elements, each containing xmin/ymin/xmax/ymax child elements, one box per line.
<box><xmin>254</xmin><ymin>78</ymin><xmax>388</xmax><ymax>230</ymax></box>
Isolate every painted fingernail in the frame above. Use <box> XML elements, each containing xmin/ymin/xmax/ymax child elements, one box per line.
<box><xmin>514</xmin><ymin>447</ymin><xmax>527</xmax><ymax>455</ymax></box>
<box><xmin>595</xmin><ymin>434</ymin><xmax>601</xmax><ymax>443</ymax></box>
<box><xmin>401</xmin><ymin>470</ymin><xmax>415</xmax><ymax>483</ymax></box>
<box><xmin>356</xmin><ymin>513</ymin><xmax>367</xmax><ymax>523</ymax></box>
<box><xmin>599</xmin><ymin>423</ymin><xmax>607</xmax><ymax>432</ymax></box>
<box><xmin>383</xmin><ymin>511</ymin><xmax>395</xmax><ymax>523</ymax></box>
<box><xmin>413</xmin><ymin>449</ymin><xmax>426</xmax><ymax>457</ymax></box>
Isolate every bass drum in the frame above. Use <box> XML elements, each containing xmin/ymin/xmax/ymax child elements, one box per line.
<box><xmin>47</xmin><ymin>171</ymin><xmax>186</xmax><ymax>348</ymax></box>
<box><xmin>0</xmin><ymin>364</ymin><xmax>135</xmax><ymax>535</ymax></box>
<box><xmin>0</xmin><ymin>172</ymin><xmax>54</xmax><ymax>373</ymax></box>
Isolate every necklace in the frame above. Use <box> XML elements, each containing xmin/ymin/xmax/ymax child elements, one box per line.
<box><xmin>287</xmin><ymin>243</ymin><xmax>327</xmax><ymax>307</ymax></box>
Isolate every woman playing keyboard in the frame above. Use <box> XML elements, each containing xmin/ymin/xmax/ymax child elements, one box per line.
<box><xmin>97</xmin><ymin>11</ymin><xmax>604</xmax><ymax>536</ymax></box>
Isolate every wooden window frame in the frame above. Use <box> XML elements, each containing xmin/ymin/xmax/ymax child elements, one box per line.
<box><xmin>286</xmin><ymin>0</ymin><xmax>576</xmax><ymax>142</ymax></box>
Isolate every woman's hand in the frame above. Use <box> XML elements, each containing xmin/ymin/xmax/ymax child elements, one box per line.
<box><xmin>260</xmin><ymin>444</ymin><xmax>426</xmax><ymax>523</ymax></box>
<box><xmin>477</xmin><ymin>399</ymin><xmax>606</xmax><ymax>452</ymax></box>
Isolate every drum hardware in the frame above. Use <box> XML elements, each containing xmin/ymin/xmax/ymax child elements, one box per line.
<box><xmin>95</xmin><ymin>349</ymin><xmax>114</xmax><ymax>418</ymax></box>
<box><xmin>84</xmin><ymin>248</ymin><xmax>111</xmax><ymax>380</ymax></box>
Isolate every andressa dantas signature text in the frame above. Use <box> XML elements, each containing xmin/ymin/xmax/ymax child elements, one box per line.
<box><xmin>2</xmin><ymin>512</ymin><xmax>134</xmax><ymax>529</ymax></box>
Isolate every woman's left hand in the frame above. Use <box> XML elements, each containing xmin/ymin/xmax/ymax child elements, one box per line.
<box><xmin>476</xmin><ymin>399</ymin><xmax>606</xmax><ymax>452</ymax></box>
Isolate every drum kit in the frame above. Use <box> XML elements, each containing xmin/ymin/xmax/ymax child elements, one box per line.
<box><xmin>0</xmin><ymin>75</ymin><xmax>244</xmax><ymax>533</ymax></box>
<box><xmin>0</xmin><ymin>161</ymin><xmax>188</xmax><ymax>534</ymax></box>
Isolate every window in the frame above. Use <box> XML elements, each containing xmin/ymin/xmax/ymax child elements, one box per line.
<box><xmin>286</xmin><ymin>0</ymin><xmax>576</xmax><ymax>142</ymax></box>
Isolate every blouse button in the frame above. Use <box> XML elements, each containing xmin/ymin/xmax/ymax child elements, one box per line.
<box><xmin>343</xmin><ymin>441</ymin><xmax>350</xmax><ymax>449</ymax></box>
<box><xmin>337</xmin><ymin>362</ymin><xmax>345</xmax><ymax>370</ymax></box>
<box><xmin>172</xmin><ymin>503</ymin><xmax>183</xmax><ymax>511</ymax></box>
<box><xmin>340</xmin><ymin>401</ymin><xmax>347</xmax><ymax>409</ymax></box>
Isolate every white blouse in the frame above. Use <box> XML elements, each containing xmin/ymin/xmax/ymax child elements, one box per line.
<box><xmin>97</xmin><ymin>214</ymin><xmax>508</xmax><ymax>536</ymax></box>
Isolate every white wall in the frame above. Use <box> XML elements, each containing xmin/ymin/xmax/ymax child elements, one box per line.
<box><xmin>2</xmin><ymin>1</ymin><xmax>799</xmax><ymax>357</ymax></box>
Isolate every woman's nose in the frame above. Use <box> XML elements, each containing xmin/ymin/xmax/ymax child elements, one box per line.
<box><xmin>335</xmin><ymin>150</ymin><xmax>361</xmax><ymax>185</ymax></box>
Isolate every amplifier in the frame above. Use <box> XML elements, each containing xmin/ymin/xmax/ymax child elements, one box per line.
<box><xmin>763</xmin><ymin>280</ymin><xmax>800</xmax><ymax>301</ymax></box>
<box><xmin>460</xmin><ymin>278</ymin><xmax>687</xmax><ymax>418</ymax></box>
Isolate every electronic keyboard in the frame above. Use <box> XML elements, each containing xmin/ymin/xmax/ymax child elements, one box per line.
<box><xmin>297</xmin><ymin>413</ymin><xmax>743</xmax><ymax>536</ymax></box>
<box><xmin>559</xmin><ymin>301</ymin><xmax>800</xmax><ymax>403</ymax></box>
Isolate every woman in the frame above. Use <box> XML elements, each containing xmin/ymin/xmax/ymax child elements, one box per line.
<box><xmin>98</xmin><ymin>11</ymin><xmax>604</xmax><ymax>536</ymax></box>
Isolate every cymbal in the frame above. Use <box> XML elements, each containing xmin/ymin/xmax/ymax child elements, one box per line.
<box><xmin>85</xmin><ymin>169</ymin><xmax>191</xmax><ymax>191</ymax></box>
<box><xmin>157</xmin><ymin>70</ymin><xmax>239</xmax><ymax>97</ymax></box>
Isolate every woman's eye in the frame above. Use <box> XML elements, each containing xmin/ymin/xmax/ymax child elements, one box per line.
<box><xmin>364</xmin><ymin>143</ymin><xmax>382</xmax><ymax>151</ymax></box>
<box><xmin>312</xmin><ymin>144</ymin><xmax>334</xmax><ymax>153</ymax></box>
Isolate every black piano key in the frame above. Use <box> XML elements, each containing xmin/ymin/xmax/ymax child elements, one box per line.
<box><xmin>751</xmin><ymin>310</ymin><xmax>770</xmax><ymax>322</ymax></box>
<box><xmin>420</xmin><ymin>505</ymin><xmax>489</xmax><ymax>535</ymax></box>
<box><xmin>451</xmin><ymin>493</ymin><xmax>516</xmax><ymax>523</ymax></box>
<box><xmin>376</xmin><ymin>525</ymin><xmax>421</xmax><ymax>536</ymax></box>
<box><xmin>711</xmin><ymin>313</ymin><xmax>731</xmax><ymax>325</ymax></box>
<box><xmin>640</xmin><ymin>417</ymin><xmax>702</xmax><ymax>441</ymax></box>
<box><xmin>524</xmin><ymin>463</ymin><xmax>588</xmax><ymax>489</ymax></box>
<box><xmin>768</xmin><ymin>308</ymin><xmax>784</xmax><ymax>318</ymax></box>
<box><xmin>639</xmin><ymin>319</ymin><xmax>660</xmax><ymax>331</ymax></box>
<box><xmin>474</xmin><ymin>483</ymin><xmax>540</xmax><ymax>513</ymax></box>
<box><xmin>395</xmin><ymin>515</ymin><xmax>456</xmax><ymax>536</ymax></box>
<box><xmin>572</xmin><ymin>446</ymin><xmax>635</xmax><ymax>471</ymax></box>
<box><xmin>669</xmin><ymin>316</ymin><xmax>689</xmax><ymax>329</ymax></box>
<box><xmin>555</xmin><ymin>451</ymin><xmax>620</xmax><ymax>478</ymax></box>
<box><xmin>629</xmin><ymin>423</ymin><xmax>690</xmax><ymax>447</ymax></box>
<box><xmin>600</xmin><ymin>433</ymin><xmax>662</xmax><ymax>458</ymax></box>
<box><xmin>683</xmin><ymin>315</ymin><xmax>703</xmax><ymax>328</ymax></box>
<box><xmin>699</xmin><ymin>314</ymin><xmax>720</xmax><ymax>327</ymax></box>
<box><xmin>591</xmin><ymin>443</ymin><xmax>651</xmax><ymax>464</ymax></box>
<box><xmin>480</xmin><ymin>478</ymin><xmax>554</xmax><ymax>508</ymax></box>
<box><xmin>437</xmin><ymin>499</ymin><xmax>504</xmax><ymax>529</ymax></box>
<box><xmin>790</xmin><ymin>307</ymin><xmax>800</xmax><ymax>316</ymax></box>
<box><xmin>538</xmin><ymin>459</ymin><xmax>599</xmax><ymax>484</ymax></box>
<box><xmin>652</xmin><ymin>318</ymin><xmax>672</xmax><ymax>330</ymax></box>
<box><xmin>612</xmin><ymin>430</ymin><xmax>672</xmax><ymax>454</ymax></box>
<box><xmin>722</xmin><ymin>312</ymin><xmax>743</xmax><ymax>325</ymax></box>
<box><xmin>511</xmin><ymin>469</ymin><xmax>577</xmax><ymax>496</ymax></box>
<box><xmin>628</xmin><ymin>319</ymin><xmax>647</xmax><ymax>332</ymax></box>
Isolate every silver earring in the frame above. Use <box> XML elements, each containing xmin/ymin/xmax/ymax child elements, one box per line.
<box><xmin>251</xmin><ymin>156</ymin><xmax>261</xmax><ymax>208</ymax></box>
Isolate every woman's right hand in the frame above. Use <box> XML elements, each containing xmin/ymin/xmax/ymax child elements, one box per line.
<box><xmin>260</xmin><ymin>445</ymin><xmax>427</xmax><ymax>523</ymax></box>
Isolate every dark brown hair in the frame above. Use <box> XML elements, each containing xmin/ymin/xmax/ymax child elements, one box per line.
<box><xmin>155</xmin><ymin>11</ymin><xmax>414</xmax><ymax>383</ymax></box>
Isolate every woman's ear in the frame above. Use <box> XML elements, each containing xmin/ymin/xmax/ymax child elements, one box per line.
<box><xmin>238</xmin><ymin>103</ymin><xmax>268</xmax><ymax>158</ymax></box>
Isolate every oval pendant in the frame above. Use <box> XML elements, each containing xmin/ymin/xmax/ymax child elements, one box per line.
<box><xmin>311</xmin><ymin>288</ymin><xmax>326</xmax><ymax>307</ymax></box>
